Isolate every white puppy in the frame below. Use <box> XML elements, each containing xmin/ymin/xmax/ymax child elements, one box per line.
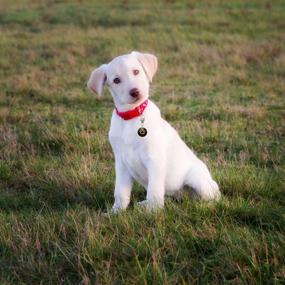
<box><xmin>87</xmin><ymin>51</ymin><xmax>221</xmax><ymax>211</ymax></box>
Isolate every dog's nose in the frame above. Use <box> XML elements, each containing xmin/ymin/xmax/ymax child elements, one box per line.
<box><xmin>129</xmin><ymin>88</ymin><xmax>140</xmax><ymax>98</ymax></box>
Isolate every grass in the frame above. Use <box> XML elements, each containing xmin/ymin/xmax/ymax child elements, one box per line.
<box><xmin>0</xmin><ymin>0</ymin><xmax>284</xmax><ymax>284</ymax></box>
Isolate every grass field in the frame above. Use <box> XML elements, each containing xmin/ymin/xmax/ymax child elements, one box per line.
<box><xmin>0</xmin><ymin>0</ymin><xmax>285</xmax><ymax>284</ymax></box>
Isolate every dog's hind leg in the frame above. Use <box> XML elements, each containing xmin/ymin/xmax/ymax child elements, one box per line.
<box><xmin>184</xmin><ymin>161</ymin><xmax>221</xmax><ymax>201</ymax></box>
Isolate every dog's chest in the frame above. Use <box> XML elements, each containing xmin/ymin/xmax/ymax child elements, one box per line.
<box><xmin>109</xmin><ymin>117</ymin><xmax>149</xmax><ymax>185</ymax></box>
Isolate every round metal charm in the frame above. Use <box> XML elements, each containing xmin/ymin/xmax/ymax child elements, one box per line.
<box><xmin>138</xmin><ymin>127</ymin><xmax>147</xmax><ymax>137</ymax></box>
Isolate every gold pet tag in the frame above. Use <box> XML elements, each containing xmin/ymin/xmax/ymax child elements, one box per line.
<box><xmin>138</xmin><ymin>127</ymin><xmax>147</xmax><ymax>137</ymax></box>
<box><xmin>138</xmin><ymin>115</ymin><xmax>147</xmax><ymax>137</ymax></box>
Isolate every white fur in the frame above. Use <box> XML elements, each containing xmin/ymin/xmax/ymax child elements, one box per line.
<box><xmin>88</xmin><ymin>51</ymin><xmax>221</xmax><ymax>211</ymax></box>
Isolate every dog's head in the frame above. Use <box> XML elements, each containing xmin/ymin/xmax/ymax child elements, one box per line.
<box><xmin>87</xmin><ymin>51</ymin><xmax>158</xmax><ymax>109</ymax></box>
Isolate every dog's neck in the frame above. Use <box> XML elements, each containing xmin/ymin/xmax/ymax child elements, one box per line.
<box><xmin>115</xmin><ymin>99</ymin><xmax>148</xmax><ymax>120</ymax></box>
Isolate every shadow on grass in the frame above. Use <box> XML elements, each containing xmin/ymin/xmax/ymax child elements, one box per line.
<box><xmin>0</xmin><ymin>175</ymin><xmax>147</xmax><ymax>214</ymax></box>
<box><xmin>0</xmin><ymin>177</ymin><xmax>114</xmax><ymax>213</ymax></box>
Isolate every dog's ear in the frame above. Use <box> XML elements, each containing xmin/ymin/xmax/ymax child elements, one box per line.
<box><xmin>131</xmin><ymin>51</ymin><xmax>158</xmax><ymax>82</ymax></box>
<box><xmin>87</xmin><ymin>64</ymin><xmax>107</xmax><ymax>96</ymax></box>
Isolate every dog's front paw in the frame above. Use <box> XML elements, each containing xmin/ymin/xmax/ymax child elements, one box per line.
<box><xmin>137</xmin><ymin>200</ymin><xmax>148</xmax><ymax>208</ymax></box>
<box><xmin>137</xmin><ymin>199</ymin><xmax>164</xmax><ymax>211</ymax></box>
<box><xmin>111</xmin><ymin>203</ymin><xmax>125</xmax><ymax>213</ymax></box>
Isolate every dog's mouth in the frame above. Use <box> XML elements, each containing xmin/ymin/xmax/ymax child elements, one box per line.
<box><xmin>129</xmin><ymin>96</ymin><xmax>141</xmax><ymax>104</ymax></box>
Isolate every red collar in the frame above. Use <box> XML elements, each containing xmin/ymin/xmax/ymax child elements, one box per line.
<box><xmin>115</xmin><ymin>100</ymin><xmax>148</xmax><ymax>120</ymax></box>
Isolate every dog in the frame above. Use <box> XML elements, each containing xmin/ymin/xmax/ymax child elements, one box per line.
<box><xmin>87</xmin><ymin>51</ymin><xmax>221</xmax><ymax>211</ymax></box>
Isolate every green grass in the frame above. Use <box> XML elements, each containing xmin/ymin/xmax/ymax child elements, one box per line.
<box><xmin>0</xmin><ymin>0</ymin><xmax>284</xmax><ymax>284</ymax></box>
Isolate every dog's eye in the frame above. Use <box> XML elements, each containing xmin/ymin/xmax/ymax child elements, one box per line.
<box><xmin>113</xmin><ymin>77</ymin><xmax>121</xmax><ymax>84</ymax></box>
<box><xmin>133</xmin><ymin>69</ymin><xmax>139</xmax><ymax>76</ymax></box>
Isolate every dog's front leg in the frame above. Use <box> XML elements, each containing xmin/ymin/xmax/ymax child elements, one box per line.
<box><xmin>112</xmin><ymin>159</ymin><xmax>133</xmax><ymax>212</ymax></box>
<box><xmin>145</xmin><ymin>159</ymin><xmax>166</xmax><ymax>210</ymax></box>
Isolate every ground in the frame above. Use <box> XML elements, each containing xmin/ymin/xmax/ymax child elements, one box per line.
<box><xmin>0</xmin><ymin>0</ymin><xmax>284</xmax><ymax>284</ymax></box>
